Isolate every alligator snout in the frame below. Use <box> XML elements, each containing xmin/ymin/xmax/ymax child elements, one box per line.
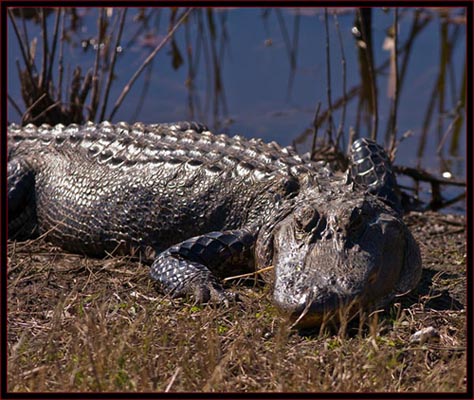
<box><xmin>283</xmin><ymin>289</ymin><xmax>363</xmax><ymax>329</ymax></box>
<box><xmin>272</xmin><ymin>252</ymin><xmax>376</xmax><ymax>328</ymax></box>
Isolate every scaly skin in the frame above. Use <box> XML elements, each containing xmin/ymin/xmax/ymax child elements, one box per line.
<box><xmin>7</xmin><ymin>121</ymin><xmax>422</xmax><ymax>327</ymax></box>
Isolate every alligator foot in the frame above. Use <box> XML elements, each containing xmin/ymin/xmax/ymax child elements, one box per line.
<box><xmin>150</xmin><ymin>229</ymin><xmax>255</xmax><ymax>305</ymax></box>
<box><xmin>151</xmin><ymin>255</ymin><xmax>238</xmax><ymax>304</ymax></box>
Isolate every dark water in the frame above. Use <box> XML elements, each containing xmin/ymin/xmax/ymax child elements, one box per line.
<box><xmin>7</xmin><ymin>7</ymin><xmax>467</xmax><ymax>213</ymax></box>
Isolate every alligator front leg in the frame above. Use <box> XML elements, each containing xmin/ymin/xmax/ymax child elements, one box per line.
<box><xmin>150</xmin><ymin>229</ymin><xmax>256</xmax><ymax>304</ymax></box>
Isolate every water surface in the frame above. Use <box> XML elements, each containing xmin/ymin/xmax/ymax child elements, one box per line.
<box><xmin>7</xmin><ymin>7</ymin><xmax>467</xmax><ymax>213</ymax></box>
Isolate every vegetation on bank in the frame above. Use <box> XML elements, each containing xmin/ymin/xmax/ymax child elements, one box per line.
<box><xmin>7</xmin><ymin>212</ymin><xmax>466</xmax><ymax>392</ymax></box>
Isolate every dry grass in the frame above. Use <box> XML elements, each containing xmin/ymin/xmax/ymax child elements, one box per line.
<box><xmin>7</xmin><ymin>212</ymin><xmax>467</xmax><ymax>393</ymax></box>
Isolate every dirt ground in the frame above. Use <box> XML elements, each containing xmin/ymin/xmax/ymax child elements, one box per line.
<box><xmin>6</xmin><ymin>211</ymin><xmax>467</xmax><ymax>392</ymax></box>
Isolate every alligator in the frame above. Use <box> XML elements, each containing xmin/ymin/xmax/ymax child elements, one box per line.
<box><xmin>7</xmin><ymin>121</ymin><xmax>422</xmax><ymax>327</ymax></box>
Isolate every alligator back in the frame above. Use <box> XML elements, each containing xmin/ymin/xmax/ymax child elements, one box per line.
<box><xmin>8</xmin><ymin>121</ymin><xmax>306</xmax><ymax>255</ymax></box>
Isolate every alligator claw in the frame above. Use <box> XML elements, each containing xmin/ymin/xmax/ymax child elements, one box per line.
<box><xmin>192</xmin><ymin>281</ymin><xmax>240</xmax><ymax>307</ymax></box>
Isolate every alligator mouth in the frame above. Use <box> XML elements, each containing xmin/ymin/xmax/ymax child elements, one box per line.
<box><xmin>286</xmin><ymin>292</ymin><xmax>365</xmax><ymax>329</ymax></box>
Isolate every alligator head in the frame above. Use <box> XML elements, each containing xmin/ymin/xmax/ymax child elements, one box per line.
<box><xmin>264</xmin><ymin>181</ymin><xmax>422</xmax><ymax>328</ymax></box>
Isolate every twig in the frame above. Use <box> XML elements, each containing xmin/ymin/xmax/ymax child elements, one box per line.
<box><xmin>417</xmin><ymin>80</ymin><xmax>439</xmax><ymax>162</ymax></box>
<box><xmin>207</xmin><ymin>9</ymin><xmax>219</xmax><ymax>127</ymax></box>
<box><xmin>447</xmin><ymin>25</ymin><xmax>461</xmax><ymax>109</ymax></box>
<box><xmin>333</xmin><ymin>11</ymin><xmax>347</xmax><ymax>150</ymax></box>
<box><xmin>69</xmin><ymin>66</ymin><xmax>82</xmax><ymax>121</ymax></box>
<box><xmin>40</xmin><ymin>8</ymin><xmax>49</xmax><ymax>90</ymax></box>
<box><xmin>57</xmin><ymin>8</ymin><xmax>66</xmax><ymax>103</ymax></box>
<box><xmin>397</xmin><ymin>11</ymin><xmax>431</xmax><ymax>94</ymax></box>
<box><xmin>217</xmin><ymin>10</ymin><xmax>230</xmax><ymax>118</ymax></box>
<box><xmin>274</xmin><ymin>8</ymin><xmax>299</xmax><ymax>99</ymax></box>
<box><xmin>29</xmin><ymin>100</ymin><xmax>63</xmax><ymax>124</ymax></box>
<box><xmin>310</xmin><ymin>102</ymin><xmax>322</xmax><ymax>159</ymax></box>
<box><xmin>165</xmin><ymin>367</ymin><xmax>181</xmax><ymax>392</ymax></box>
<box><xmin>357</xmin><ymin>9</ymin><xmax>378</xmax><ymax>141</ymax></box>
<box><xmin>437</xmin><ymin>17</ymin><xmax>449</xmax><ymax>143</ymax></box>
<box><xmin>418</xmin><ymin>13</ymin><xmax>459</xmax><ymax>163</ymax></box>
<box><xmin>77</xmin><ymin>71</ymin><xmax>93</xmax><ymax>120</ymax></box>
<box><xmin>20</xmin><ymin>366</ymin><xmax>48</xmax><ymax>379</ymax></box>
<box><xmin>8</xmin><ymin>94</ymin><xmax>23</xmax><ymax>118</ymax></box>
<box><xmin>197</xmin><ymin>10</ymin><xmax>212</xmax><ymax>117</ymax></box>
<box><xmin>99</xmin><ymin>8</ymin><xmax>127</xmax><ymax>121</ymax></box>
<box><xmin>324</xmin><ymin>8</ymin><xmax>335</xmax><ymax>143</ymax></box>
<box><xmin>46</xmin><ymin>8</ymin><xmax>61</xmax><ymax>88</ymax></box>
<box><xmin>109</xmin><ymin>8</ymin><xmax>193</xmax><ymax>121</ymax></box>
<box><xmin>20</xmin><ymin>9</ymin><xmax>30</xmax><ymax>60</ymax></box>
<box><xmin>384</xmin><ymin>9</ymin><xmax>429</xmax><ymax>141</ymax></box>
<box><xmin>88</xmin><ymin>8</ymin><xmax>106</xmax><ymax>121</ymax></box>
<box><xmin>222</xmin><ymin>265</ymin><xmax>274</xmax><ymax>282</ymax></box>
<box><xmin>289</xmin><ymin>12</ymin><xmax>300</xmax><ymax>98</ymax></box>
<box><xmin>21</xmin><ymin>93</ymin><xmax>47</xmax><ymax>124</ymax></box>
<box><xmin>184</xmin><ymin>14</ymin><xmax>197</xmax><ymax>118</ymax></box>
<box><xmin>433</xmin><ymin>192</ymin><xmax>465</xmax><ymax>211</ymax></box>
<box><xmin>275</xmin><ymin>8</ymin><xmax>292</xmax><ymax>66</ymax></box>
<box><xmin>436</xmin><ymin>102</ymin><xmax>463</xmax><ymax>155</ymax></box>
<box><xmin>450</xmin><ymin>61</ymin><xmax>466</xmax><ymax>154</ymax></box>
<box><xmin>206</xmin><ymin>9</ymin><xmax>228</xmax><ymax>127</ymax></box>
<box><xmin>388</xmin><ymin>8</ymin><xmax>400</xmax><ymax>156</ymax></box>
<box><xmin>394</xmin><ymin>165</ymin><xmax>466</xmax><ymax>187</ymax></box>
<box><xmin>8</xmin><ymin>9</ymin><xmax>36</xmax><ymax>88</ymax></box>
<box><xmin>348</xmin><ymin>126</ymin><xmax>356</xmax><ymax>153</ymax></box>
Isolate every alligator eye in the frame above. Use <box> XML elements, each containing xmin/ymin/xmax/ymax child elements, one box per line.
<box><xmin>294</xmin><ymin>206</ymin><xmax>320</xmax><ymax>232</ymax></box>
